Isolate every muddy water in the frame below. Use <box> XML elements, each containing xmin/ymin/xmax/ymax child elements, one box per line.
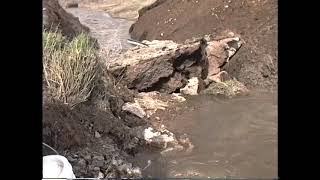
<box><xmin>65</xmin><ymin>8</ymin><xmax>277</xmax><ymax>179</ymax></box>
<box><xmin>133</xmin><ymin>91</ymin><xmax>277</xmax><ymax>179</ymax></box>
<box><xmin>66</xmin><ymin>8</ymin><xmax>135</xmax><ymax>53</ymax></box>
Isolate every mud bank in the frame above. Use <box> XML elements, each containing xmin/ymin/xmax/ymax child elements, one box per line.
<box><xmin>129</xmin><ymin>0</ymin><xmax>278</xmax><ymax>90</ymax></box>
<box><xmin>43</xmin><ymin>0</ymin><xmax>277</xmax><ymax>178</ymax></box>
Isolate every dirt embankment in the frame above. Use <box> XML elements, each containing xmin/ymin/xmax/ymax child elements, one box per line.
<box><xmin>129</xmin><ymin>0</ymin><xmax>278</xmax><ymax>90</ymax></box>
<box><xmin>43</xmin><ymin>0</ymin><xmax>153</xmax><ymax>178</ymax></box>
<box><xmin>43</xmin><ymin>0</ymin><xmax>90</xmax><ymax>38</ymax></box>
<box><xmin>43</xmin><ymin>0</ymin><xmax>277</xmax><ymax>178</ymax></box>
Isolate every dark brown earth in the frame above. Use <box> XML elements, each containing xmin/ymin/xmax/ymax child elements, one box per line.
<box><xmin>129</xmin><ymin>0</ymin><xmax>278</xmax><ymax>90</ymax></box>
<box><xmin>43</xmin><ymin>91</ymin><xmax>154</xmax><ymax>178</ymax></box>
<box><xmin>43</xmin><ymin>0</ymin><xmax>277</xmax><ymax>178</ymax></box>
<box><xmin>42</xmin><ymin>1</ymin><xmax>153</xmax><ymax>178</ymax></box>
<box><xmin>43</xmin><ymin>0</ymin><xmax>90</xmax><ymax>38</ymax></box>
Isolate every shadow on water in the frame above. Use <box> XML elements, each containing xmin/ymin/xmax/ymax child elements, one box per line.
<box><xmin>131</xmin><ymin>90</ymin><xmax>277</xmax><ymax>179</ymax></box>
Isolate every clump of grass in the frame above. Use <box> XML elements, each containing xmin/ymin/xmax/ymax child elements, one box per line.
<box><xmin>43</xmin><ymin>29</ymin><xmax>100</xmax><ymax>106</ymax></box>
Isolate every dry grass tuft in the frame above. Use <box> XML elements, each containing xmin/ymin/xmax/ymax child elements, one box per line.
<box><xmin>43</xmin><ymin>28</ymin><xmax>100</xmax><ymax>105</ymax></box>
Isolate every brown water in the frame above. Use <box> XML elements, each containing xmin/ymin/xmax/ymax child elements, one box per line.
<box><xmin>66</xmin><ymin>8</ymin><xmax>135</xmax><ymax>53</ymax></box>
<box><xmin>132</xmin><ymin>91</ymin><xmax>278</xmax><ymax>179</ymax></box>
<box><xmin>65</xmin><ymin>8</ymin><xmax>277</xmax><ymax>179</ymax></box>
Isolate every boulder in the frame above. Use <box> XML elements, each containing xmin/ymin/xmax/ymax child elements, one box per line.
<box><xmin>201</xmin><ymin>79</ymin><xmax>249</xmax><ymax>98</ymax></box>
<box><xmin>180</xmin><ymin>77</ymin><xmax>206</xmax><ymax>95</ymax></box>
<box><xmin>107</xmin><ymin>35</ymin><xmax>242</xmax><ymax>94</ymax></box>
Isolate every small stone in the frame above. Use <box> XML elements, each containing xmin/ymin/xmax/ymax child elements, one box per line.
<box><xmin>93</xmin><ymin>167</ymin><xmax>100</xmax><ymax>171</ymax></box>
<box><xmin>88</xmin><ymin>165</ymin><xmax>95</xmax><ymax>171</ymax></box>
<box><xmin>84</xmin><ymin>155</ymin><xmax>91</xmax><ymax>160</ymax></box>
<box><xmin>95</xmin><ymin>131</ymin><xmax>101</xmax><ymax>138</ymax></box>
<box><xmin>97</xmin><ymin>172</ymin><xmax>104</xmax><ymax>178</ymax></box>
<box><xmin>155</xmin><ymin>117</ymin><xmax>160</xmax><ymax>120</ymax></box>
<box><xmin>105</xmin><ymin>171</ymin><xmax>117</xmax><ymax>178</ymax></box>
<box><xmin>160</xmin><ymin>33</ymin><xmax>164</xmax><ymax>36</ymax></box>
<box><xmin>78</xmin><ymin>159</ymin><xmax>86</xmax><ymax>167</ymax></box>
<box><xmin>172</xmin><ymin>93</ymin><xmax>186</xmax><ymax>102</ymax></box>
<box><xmin>93</xmin><ymin>155</ymin><xmax>104</xmax><ymax>161</ymax></box>
<box><xmin>67</xmin><ymin>156</ymin><xmax>76</xmax><ymax>162</ymax></box>
<box><xmin>228</xmin><ymin>32</ymin><xmax>235</xmax><ymax>37</ymax></box>
<box><xmin>180</xmin><ymin>77</ymin><xmax>205</xmax><ymax>95</ymax></box>
<box><xmin>122</xmin><ymin>102</ymin><xmax>146</xmax><ymax>118</ymax></box>
<box><xmin>65</xmin><ymin>2</ymin><xmax>78</xmax><ymax>8</ymax></box>
<box><xmin>209</xmin><ymin>71</ymin><xmax>231</xmax><ymax>83</ymax></box>
<box><xmin>93</xmin><ymin>160</ymin><xmax>104</xmax><ymax>167</ymax></box>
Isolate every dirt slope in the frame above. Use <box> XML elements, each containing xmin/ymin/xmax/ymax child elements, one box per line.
<box><xmin>129</xmin><ymin>0</ymin><xmax>278</xmax><ymax>90</ymax></box>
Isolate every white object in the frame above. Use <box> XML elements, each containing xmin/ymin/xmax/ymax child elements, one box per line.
<box><xmin>144</xmin><ymin>127</ymin><xmax>160</xmax><ymax>141</ymax></box>
<box><xmin>180</xmin><ymin>77</ymin><xmax>200</xmax><ymax>95</ymax></box>
<box><xmin>43</xmin><ymin>155</ymin><xmax>76</xmax><ymax>179</ymax></box>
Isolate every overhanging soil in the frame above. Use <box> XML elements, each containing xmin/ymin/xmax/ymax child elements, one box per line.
<box><xmin>129</xmin><ymin>0</ymin><xmax>278</xmax><ymax>90</ymax></box>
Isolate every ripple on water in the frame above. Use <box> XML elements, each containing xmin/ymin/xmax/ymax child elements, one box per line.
<box><xmin>136</xmin><ymin>92</ymin><xmax>277</xmax><ymax>178</ymax></box>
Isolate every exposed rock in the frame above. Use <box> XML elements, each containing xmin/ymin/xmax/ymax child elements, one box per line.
<box><xmin>180</xmin><ymin>77</ymin><xmax>205</xmax><ymax>95</ymax></box>
<box><xmin>201</xmin><ymin>36</ymin><xmax>242</xmax><ymax>78</ymax></box>
<box><xmin>43</xmin><ymin>0</ymin><xmax>89</xmax><ymax>38</ymax></box>
<box><xmin>201</xmin><ymin>79</ymin><xmax>249</xmax><ymax>98</ymax></box>
<box><xmin>94</xmin><ymin>131</ymin><xmax>101</xmax><ymax>138</ymax></box>
<box><xmin>209</xmin><ymin>71</ymin><xmax>231</xmax><ymax>83</ymax></box>
<box><xmin>84</xmin><ymin>155</ymin><xmax>91</xmax><ymax>160</ymax></box>
<box><xmin>110</xmin><ymin>158</ymin><xmax>142</xmax><ymax>178</ymax></box>
<box><xmin>77</xmin><ymin>159</ymin><xmax>86</xmax><ymax>167</ymax></box>
<box><xmin>93</xmin><ymin>155</ymin><xmax>104</xmax><ymax>161</ymax></box>
<box><xmin>143</xmin><ymin>127</ymin><xmax>176</xmax><ymax>149</ymax></box>
<box><xmin>67</xmin><ymin>156</ymin><xmax>76</xmax><ymax>162</ymax></box>
<box><xmin>107</xmin><ymin>36</ymin><xmax>242</xmax><ymax>94</ymax></box>
<box><xmin>160</xmin><ymin>144</ymin><xmax>184</xmax><ymax>156</ymax></box>
<box><xmin>122</xmin><ymin>102</ymin><xmax>146</xmax><ymax>118</ymax></box>
<box><xmin>92</xmin><ymin>159</ymin><xmax>104</xmax><ymax>168</ymax></box>
<box><xmin>135</xmin><ymin>92</ymin><xmax>169</xmax><ymax>118</ymax></box>
<box><xmin>172</xmin><ymin>93</ymin><xmax>186</xmax><ymax>102</ymax></box>
<box><xmin>142</xmin><ymin>126</ymin><xmax>193</xmax><ymax>157</ymax></box>
<box><xmin>177</xmin><ymin>133</ymin><xmax>194</xmax><ymax>153</ymax></box>
<box><xmin>97</xmin><ymin>171</ymin><xmax>104</xmax><ymax>178</ymax></box>
<box><xmin>93</xmin><ymin>167</ymin><xmax>100</xmax><ymax>171</ymax></box>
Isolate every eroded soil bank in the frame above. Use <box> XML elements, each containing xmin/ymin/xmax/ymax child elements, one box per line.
<box><xmin>43</xmin><ymin>0</ymin><xmax>278</xmax><ymax>178</ymax></box>
<box><xmin>130</xmin><ymin>0</ymin><xmax>278</xmax><ymax>91</ymax></box>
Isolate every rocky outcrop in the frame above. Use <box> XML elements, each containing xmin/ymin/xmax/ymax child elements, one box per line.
<box><xmin>143</xmin><ymin>127</ymin><xmax>194</xmax><ymax>156</ymax></box>
<box><xmin>121</xmin><ymin>91</ymin><xmax>186</xmax><ymax>118</ymax></box>
<box><xmin>180</xmin><ymin>77</ymin><xmax>205</xmax><ymax>95</ymax></box>
<box><xmin>201</xmin><ymin>79</ymin><xmax>249</xmax><ymax>98</ymax></box>
<box><xmin>107</xmin><ymin>34</ymin><xmax>242</xmax><ymax>94</ymax></box>
<box><xmin>43</xmin><ymin>0</ymin><xmax>89</xmax><ymax>38</ymax></box>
